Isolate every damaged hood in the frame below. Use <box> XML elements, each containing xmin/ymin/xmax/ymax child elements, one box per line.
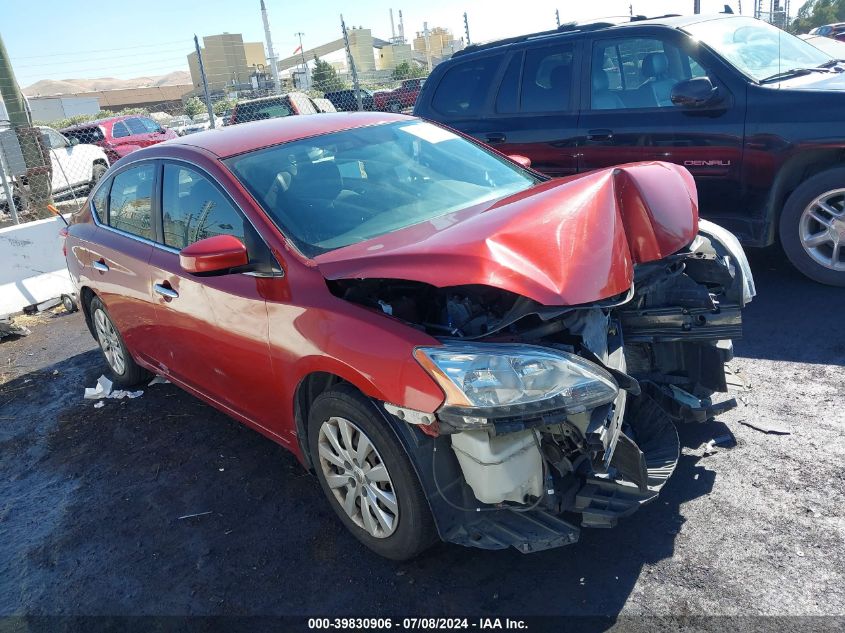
<box><xmin>315</xmin><ymin>162</ymin><xmax>699</xmax><ymax>306</ymax></box>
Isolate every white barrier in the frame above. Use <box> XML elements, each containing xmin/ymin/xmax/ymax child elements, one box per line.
<box><xmin>0</xmin><ymin>215</ymin><xmax>73</xmax><ymax>316</ymax></box>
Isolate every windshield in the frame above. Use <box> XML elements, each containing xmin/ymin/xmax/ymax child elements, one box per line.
<box><xmin>226</xmin><ymin>121</ymin><xmax>538</xmax><ymax>257</ymax></box>
<box><xmin>685</xmin><ymin>16</ymin><xmax>832</xmax><ymax>82</ymax></box>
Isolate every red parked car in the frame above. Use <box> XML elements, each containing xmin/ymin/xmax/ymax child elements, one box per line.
<box><xmin>62</xmin><ymin>115</ymin><xmax>178</xmax><ymax>164</ymax></box>
<box><xmin>64</xmin><ymin>113</ymin><xmax>754</xmax><ymax>560</ymax></box>
<box><xmin>374</xmin><ymin>78</ymin><xmax>425</xmax><ymax>112</ymax></box>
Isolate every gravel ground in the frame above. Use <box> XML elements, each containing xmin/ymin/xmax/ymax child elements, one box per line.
<box><xmin>0</xmin><ymin>247</ymin><xmax>843</xmax><ymax>626</ymax></box>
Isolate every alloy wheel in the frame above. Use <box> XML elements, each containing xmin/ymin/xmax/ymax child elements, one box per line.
<box><xmin>799</xmin><ymin>188</ymin><xmax>845</xmax><ymax>272</ymax></box>
<box><xmin>317</xmin><ymin>416</ymin><xmax>399</xmax><ymax>538</ymax></box>
<box><xmin>93</xmin><ymin>308</ymin><xmax>126</xmax><ymax>375</ymax></box>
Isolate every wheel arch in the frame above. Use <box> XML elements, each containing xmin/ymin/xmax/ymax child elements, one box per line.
<box><xmin>79</xmin><ymin>286</ymin><xmax>97</xmax><ymax>339</ymax></box>
<box><xmin>769</xmin><ymin>148</ymin><xmax>845</xmax><ymax>241</ymax></box>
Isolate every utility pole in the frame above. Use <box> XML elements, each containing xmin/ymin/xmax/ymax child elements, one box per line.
<box><xmin>423</xmin><ymin>22</ymin><xmax>432</xmax><ymax>72</ymax></box>
<box><xmin>555</xmin><ymin>9</ymin><xmax>560</xmax><ymax>27</ymax></box>
<box><xmin>630</xmin><ymin>4</ymin><xmax>634</xmax><ymax>16</ymax></box>
<box><xmin>294</xmin><ymin>32</ymin><xmax>308</xmax><ymax>90</ymax></box>
<box><xmin>260</xmin><ymin>0</ymin><xmax>281</xmax><ymax>93</ymax></box>
<box><xmin>694</xmin><ymin>0</ymin><xmax>701</xmax><ymax>14</ymax></box>
<box><xmin>0</xmin><ymin>32</ymin><xmax>50</xmax><ymax>218</ymax></box>
<box><xmin>194</xmin><ymin>35</ymin><xmax>215</xmax><ymax>128</ymax></box>
<box><xmin>463</xmin><ymin>12</ymin><xmax>471</xmax><ymax>46</ymax></box>
<box><xmin>340</xmin><ymin>15</ymin><xmax>362</xmax><ymax>111</ymax></box>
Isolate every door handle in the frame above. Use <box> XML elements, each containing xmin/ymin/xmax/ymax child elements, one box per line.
<box><xmin>484</xmin><ymin>133</ymin><xmax>507</xmax><ymax>144</ymax></box>
<box><xmin>586</xmin><ymin>129</ymin><xmax>614</xmax><ymax>141</ymax></box>
<box><xmin>153</xmin><ymin>283</ymin><xmax>179</xmax><ymax>299</ymax></box>
<box><xmin>92</xmin><ymin>259</ymin><xmax>109</xmax><ymax>272</ymax></box>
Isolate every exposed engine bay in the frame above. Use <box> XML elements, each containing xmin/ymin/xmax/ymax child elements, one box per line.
<box><xmin>329</xmin><ymin>219</ymin><xmax>755</xmax><ymax>552</ymax></box>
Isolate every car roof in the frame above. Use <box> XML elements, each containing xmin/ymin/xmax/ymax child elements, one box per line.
<box><xmin>453</xmin><ymin>13</ymin><xmax>736</xmax><ymax>58</ymax></box>
<box><xmin>163</xmin><ymin>111</ymin><xmax>410</xmax><ymax>158</ymax></box>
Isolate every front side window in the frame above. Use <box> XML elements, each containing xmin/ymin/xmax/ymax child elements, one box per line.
<box><xmin>225</xmin><ymin>120</ymin><xmax>538</xmax><ymax>258</ymax></box>
<box><xmin>431</xmin><ymin>55</ymin><xmax>503</xmax><ymax>116</ymax></box>
<box><xmin>161</xmin><ymin>164</ymin><xmax>245</xmax><ymax>249</ymax></box>
<box><xmin>41</xmin><ymin>129</ymin><xmax>67</xmax><ymax>150</ymax></box>
<box><xmin>234</xmin><ymin>99</ymin><xmax>293</xmax><ymax>124</ymax></box>
<box><xmin>108</xmin><ymin>164</ymin><xmax>154</xmax><ymax>240</ymax></box>
<box><xmin>590</xmin><ymin>37</ymin><xmax>712</xmax><ymax>109</ymax></box>
<box><xmin>684</xmin><ymin>16</ymin><xmax>831</xmax><ymax>82</ymax></box>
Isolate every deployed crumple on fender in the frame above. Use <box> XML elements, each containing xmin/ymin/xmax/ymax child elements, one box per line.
<box><xmin>315</xmin><ymin>162</ymin><xmax>699</xmax><ymax>306</ymax></box>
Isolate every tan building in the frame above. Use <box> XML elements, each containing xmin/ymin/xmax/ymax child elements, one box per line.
<box><xmin>413</xmin><ymin>27</ymin><xmax>461</xmax><ymax>59</ymax></box>
<box><xmin>376</xmin><ymin>43</ymin><xmax>412</xmax><ymax>71</ymax></box>
<box><xmin>187</xmin><ymin>33</ymin><xmax>266</xmax><ymax>92</ymax></box>
<box><xmin>347</xmin><ymin>27</ymin><xmax>376</xmax><ymax>73</ymax></box>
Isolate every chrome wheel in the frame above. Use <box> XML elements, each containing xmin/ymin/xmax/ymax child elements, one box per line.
<box><xmin>317</xmin><ymin>416</ymin><xmax>399</xmax><ymax>538</ymax></box>
<box><xmin>93</xmin><ymin>308</ymin><xmax>126</xmax><ymax>375</ymax></box>
<box><xmin>799</xmin><ymin>188</ymin><xmax>845</xmax><ymax>272</ymax></box>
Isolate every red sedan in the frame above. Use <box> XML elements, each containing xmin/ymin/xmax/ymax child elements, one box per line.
<box><xmin>64</xmin><ymin>113</ymin><xmax>754</xmax><ymax>560</ymax></box>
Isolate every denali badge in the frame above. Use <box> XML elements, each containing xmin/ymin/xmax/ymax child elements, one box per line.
<box><xmin>684</xmin><ymin>160</ymin><xmax>732</xmax><ymax>167</ymax></box>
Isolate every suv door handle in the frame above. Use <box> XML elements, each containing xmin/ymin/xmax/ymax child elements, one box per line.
<box><xmin>153</xmin><ymin>283</ymin><xmax>179</xmax><ymax>299</ymax></box>
<box><xmin>586</xmin><ymin>129</ymin><xmax>614</xmax><ymax>141</ymax></box>
<box><xmin>484</xmin><ymin>133</ymin><xmax>507</xmax><ymax>144</ymax></box>
<box><xmin>92</xmin><ymin>259</ymin><xmax>109</xmax><ymax>272</ymax></box>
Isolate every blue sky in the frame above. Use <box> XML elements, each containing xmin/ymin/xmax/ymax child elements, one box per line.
<box><xmin>4</xmin><ymin>0</ymin><xmax>745</xmax><ymax>87</ymax></box>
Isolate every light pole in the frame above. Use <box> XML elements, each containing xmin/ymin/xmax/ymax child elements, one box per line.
<box><xmin>295</xmin><ymin>32</ymin><xmax>307</xmax><ymax>89</ymax></box>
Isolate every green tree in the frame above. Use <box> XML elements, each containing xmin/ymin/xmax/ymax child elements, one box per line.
<box><xmin>391</xmin><ymin>61</ymin><xmax>427</xmax><ymax>81</ymax></box>
<box><xmin>213</xmin><ymin>97</ymin><xmax>236</xmax><ymax>116</ymax></box>
<box><xmin>311</xmin><ymin>56</ymin><xmax>344</xmax><ymax>93</ymax></box>
<box><xmin>792</xmin><ymin>0</ymin><xmax>845</xmax><ymax>33</ymax></box>
<box><xmin>184</xmin><ymin>96</ymin><xmax>206</xmax><ymax>118</ymax></box>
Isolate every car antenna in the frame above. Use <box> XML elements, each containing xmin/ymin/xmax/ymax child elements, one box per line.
<box><xmin>47</xmin><ymin>203</ymin><xmax>69</xmax><ymax>227</ymax></box>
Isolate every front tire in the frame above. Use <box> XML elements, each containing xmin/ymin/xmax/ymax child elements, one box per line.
<box><xmin>308</xmin><ymin>385</ymin><xmax>436</xmax><ymax>560</ymax></box>
<box><xmin>90</xmin><ymin>162</ymin><xmax>107</xmax><ymax>190</ymax></box>
<box><xmin>779</xmin><ymin>168</ymin><xmax>845</xmax><ymax>286</ymax></box>
<box><xmin>89</xmin><ymin>296</ymin><xmax>150</xmax><ymax>387</ymax></box>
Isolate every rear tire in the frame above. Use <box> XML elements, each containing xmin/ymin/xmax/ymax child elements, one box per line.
<box><xmin>308</xmin><ymin>384</ymin><xmax>436</xmax><ymax>560</ymax></box>
<box><xmin>89</xmin><ymin>296</ymin><xmax>150</xmax><ymax>387</ymax></box>
<box><xmin>387</xmin><ymin>101</ymin><xmax>401</xmax><ymax>113</ymax></box>
<box><xmin>90</xmin><ymin>162</ymin><xmax>107</xmax><ymax>190</ymax></box>
<box><xmin>779</xmin><ymin>167</ymin><xmax>845</xmax><ymax>286</ymax></box>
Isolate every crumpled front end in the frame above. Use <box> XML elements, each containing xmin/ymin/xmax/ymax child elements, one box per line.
<box><xmin>322</xmin><ymin>162</ymin><xmax>754</xmax><ymax>553</ymax></box>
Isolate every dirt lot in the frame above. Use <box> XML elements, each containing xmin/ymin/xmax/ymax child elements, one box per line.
<box><xmin>1</xmin><ymin>248</ymin><xmax>843</xmax><ymax>626</ymax></box>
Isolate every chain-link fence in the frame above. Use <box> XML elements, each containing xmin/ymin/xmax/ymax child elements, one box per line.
<box><xmin>0</xmin><ymin>71</ymin><xmax>430</xmax><ymax>230</ymax></box>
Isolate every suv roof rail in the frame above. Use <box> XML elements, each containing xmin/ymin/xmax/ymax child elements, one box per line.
<box><xmin>453</xmin><ymin>14</ymin><xmax>678</xmax><ymax>58</ymax></box>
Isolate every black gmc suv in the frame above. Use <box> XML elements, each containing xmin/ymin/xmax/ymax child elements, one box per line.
<box><xmin>415</xmin><ymin>14</ymin><xmax>845</xmax><ymax>286</ymax></box>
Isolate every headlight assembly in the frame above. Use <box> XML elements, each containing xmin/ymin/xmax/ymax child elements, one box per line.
<box><xmin>414</xmin><ymin>343</ymin><xmax>619</xmax><ymax>421</ymax></box>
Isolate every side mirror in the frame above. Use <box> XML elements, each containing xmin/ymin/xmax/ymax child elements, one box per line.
<box><xmin>508</xmin><ymin>154</ymin><xmax>532</xmax><ymax>169</ymax></box>
<box><xmin>68</xmin><ymin>136</ymin><xmax>80</xmax><ymax>146</ymax></box>
<box><xmin>179</xmin><ymin>235</ymin><xmax>249</xmax><ymax>275</ymax></box>
<box><xmin>670</xmin><ymin>77</ymin><xmax>719</xmax><ymax>108</ymax></box>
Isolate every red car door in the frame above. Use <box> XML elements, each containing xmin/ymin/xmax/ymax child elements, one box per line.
<box><xmin>83</xmin><ymin>162</ymin><xmax>159</xmax><ymax>364</ymax></box>
<box><xmin>146</xmin><ymin>162</ymin><xmax>280</xmax><ymax>430</ymax></box>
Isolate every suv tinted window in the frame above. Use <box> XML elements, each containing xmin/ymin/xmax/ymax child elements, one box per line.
<box><xmin>431</xmin><ymin>54</ymin><xmax>503</xmax><ymax>117</ymax></box>
<box><xmin>496</xmin><ymin>53</ymin><xmax>522</xmax><ymax>113</ymax></box>
<box><xmin>161</xmin><ymin>164</ymin><xmax>245</xmax><ymax>249</ymax></box>
<box><xmin>521</xmin><ymin>43</ymin><xmax>575</xmax><ymax>113</ymax></box>
<box><xmin>591</xmin><ymin>37</ymin><xmax>711</xmax><ymax>109</ymax></box>
<box><xmin>108</xmin><ymin>164</ymin><xmax>155</xmax><ymax>240</ymax></box>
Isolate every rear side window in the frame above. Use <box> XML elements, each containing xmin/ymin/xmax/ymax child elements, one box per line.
<box><xmin>65</xmin><ymin>126</ymin><xmax>104</xmax><ymax>144</ymax></box>
<box><xmin>521</xmin><ymin>43</ymin><xmax>575</xmax><ymax>113</ymax></box>
<box><xmin>125</xmin><ymin>118</ymin><xmax>149</xmax><ymax>135</ymax></box>
<box><xmin>91</xmin><ymin>179</ymin><xmax>110</xmax><ymax>222</ymax></box>
<box><xmin>161</xmin><ymin>164</ymin><xmax>245</xmax><ymax>249</ymax></box>
<box><xmin>112</xmin><ymin>122</ymin><xmax>130</xmax><ymax>138</ymax></box>
<box><xmin>108</xmin><ymin>164</ymin><xmax>155</xmax><ymax>240</ymax></box>
<box><xmin>431</xmin><ymin>54</ymin><xmax>503</xmax><ymax>117</ymax></box>
<box><xmin>234</xmin><ymin>99</ymin><xmax>292</xmax><ymax>123</ymax></box>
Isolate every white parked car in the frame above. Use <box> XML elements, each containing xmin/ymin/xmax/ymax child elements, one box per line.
<box><xmin>1</xmin><ymin>126</ymin><xmax>110</xmax><ymax>209</ymax></box>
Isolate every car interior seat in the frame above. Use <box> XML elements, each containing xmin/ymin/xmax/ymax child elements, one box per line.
<box><xmin>639</xmin><ymin>52</ymin><xmax>677</xmax><ymax>107</ymax></box>
<box><xmin>591</xmin><ymin>69</ymin><xmax>625</xmax><ymax>110</ymax></box>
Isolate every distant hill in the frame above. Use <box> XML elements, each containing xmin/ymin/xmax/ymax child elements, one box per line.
<box><xmin>23</xmin><ymin>71</ymin><xmax>191</xmax><ymax>96</ymax></box>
